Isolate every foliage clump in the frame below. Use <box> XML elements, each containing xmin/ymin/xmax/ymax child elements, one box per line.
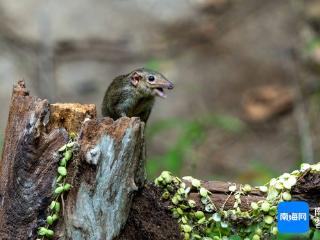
<box><xmin>155</xmin><ymin>163</ymin><xmax>320</xmax><ymax>240</ymax></box>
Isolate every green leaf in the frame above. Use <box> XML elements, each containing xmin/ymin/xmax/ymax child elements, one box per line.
<box><xmin>52</xmin><ymin>214</ymin><xmax>59</xmax><ymax>221</ymax></box>
<box><xmin>49</xmin><ymin>201</ymin><xmax>57</xmax><ymax>210</ymax></box>
<box><xmin>64</xmin><ymin>150</ymin><xmax>72</xmax><ymax>161</ymax></box>
<box><xmin>45</xmin><ymin>229</ymin><xmax>54</xmax><ymax>237</ymax></box>
<box><xmin>54</xmin><ymin>186</ymin><xmax>64</xmax><ymax>194</ymax></box>
<box><xmin>63</xmin><ymin>183</ymin><xmax>72</xmax><ymax>191</ymax></box>
<box><xmin>38</xmin><ymin>227</ymin><xmax>48</xmax><ymax>236</ymax></box>
<box><xmin>56</xmin><ymin>175</ymin><xmax>63</xmax><ymax>183</ymax></box>
<box><xmin>47</xmin><ymin>216</ymin><xmax>54</xmax><ymax>225</ymax></box>
<box><xmin>58</xmin><ymin>166</ymin><xmax>67</xmax><ymax>176</ymax></box>
<box><xmin>54</xmin><ymin>202</ymin><xmax>61</xmax><ymax>213</ymax></box>
<box><xmin>60</xmin><ymin>158</ymin><xmax>67</xmax><ymax>166</ymax></box>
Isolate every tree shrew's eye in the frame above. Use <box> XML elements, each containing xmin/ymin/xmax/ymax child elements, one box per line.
<box><xmin>148</xmin><ymin>75</ymin><xmax>155</xmax><ymax>82</ymax></box>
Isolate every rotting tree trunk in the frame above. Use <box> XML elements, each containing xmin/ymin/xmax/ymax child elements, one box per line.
<box><xmin>1</xmin><ymin>81</ymin><xmax>320</xmax><ymax>240</ymax></box>
<box><xmin>62</xmin><ymin>117</ymin><xmax>146</xmax><ymax>240</ymax></box>
<box><xmin>0</xmin><ymin>81</ymin><xmax>146</xmax><ymax>240</ymax></box>
<box><xmin>0</xmin><ymin>81</ymin><xmax>70</xmax><ymax>239</ymax></box>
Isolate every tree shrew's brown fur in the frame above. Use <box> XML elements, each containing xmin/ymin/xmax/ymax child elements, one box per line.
<box><xmin>102</xmin><ymin>68</ymin><xmax>174</xmax><ymax>123</ymax></box>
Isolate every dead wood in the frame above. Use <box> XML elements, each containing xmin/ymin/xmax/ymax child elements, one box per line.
<box><xmin>0</xmin><ymin>81</ymin><xmax>145</xmax><ymax>240</ymax></box>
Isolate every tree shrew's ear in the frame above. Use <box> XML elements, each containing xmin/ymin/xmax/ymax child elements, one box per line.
<box><xmin>130</xmin><ymin>72</ymin><xmax>142</xmax><ymax>87</ymax></box>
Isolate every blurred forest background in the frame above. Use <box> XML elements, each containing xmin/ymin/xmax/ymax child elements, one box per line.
<box><xmin>0</xmin><ymin>0</ymin><xmax>320</xmax><ymax>189</ymax></box>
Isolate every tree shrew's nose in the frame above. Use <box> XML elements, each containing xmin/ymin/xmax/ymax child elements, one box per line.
<box><xmin>167</xmin><ymin>82</ymin><xmax>174</xmax><ymax>90</ymax></box>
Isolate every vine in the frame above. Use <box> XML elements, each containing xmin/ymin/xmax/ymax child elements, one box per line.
<box><xmin>155</xmin><ymin>162</ymin><xmax>320</xmax><ymax>240</ymax></box>
<box><xmin>37</xmin><ymin>133</ymin><xmax>77</xmax><ymax>239</ymax></box>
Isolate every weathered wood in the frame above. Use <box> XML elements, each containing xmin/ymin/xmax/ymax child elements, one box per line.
<box><xmin>186</xmin><ymin>180</ymin><xmax>265</xmax><ymax>211</ymax></box>
<box><xmin>0</xmin><ymin>81</ymin><xmax>97</xmax><ymax>239</ymax></box>
<box><xmin>0</xmin><ymin>81</ymin><xmax>146</xmax><ymax>240</ymax></box>
<box><xmin>48</xmin><ymin>103</ymin><xmax>97</xmax><ymax>133</ymax></box>
<box><xmin>62</xmin><ymin>117</ymin><xmax>146</xmax><ymax>240</ymax></box>
<box><xmin>0</xmin><ymin>81</ymin><xmax>69</xmax><ymax>239</ymax></box>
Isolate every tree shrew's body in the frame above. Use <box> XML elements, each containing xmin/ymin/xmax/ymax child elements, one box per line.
<box><xmin>102</xmin><ymin>68</ymin><xmax>174</xmax><ymax>123</ymax></box>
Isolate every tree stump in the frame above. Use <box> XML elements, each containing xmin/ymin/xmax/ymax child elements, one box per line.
<box><xmin>0</xmin><ymin>81</ymin><xmax>146</xmax><ymax>240</ymax></box>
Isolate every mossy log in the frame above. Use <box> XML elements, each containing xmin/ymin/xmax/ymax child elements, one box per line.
<box><xmin>0</xmin><ymin>81</ymin><xmax>319</xmax><ymax>240</ymax></box>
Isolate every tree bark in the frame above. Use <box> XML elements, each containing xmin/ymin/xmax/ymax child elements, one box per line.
<box><xmin>62</xmin><ymin>117</ymin><xmax>145</xmax><ymax>240</ymax></box>
<box><xmin>0</xmin><ymin>81</ymin><xmax>70</xmax><ymax>239</ymax></box>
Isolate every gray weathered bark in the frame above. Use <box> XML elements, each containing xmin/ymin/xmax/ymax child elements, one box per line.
<box><xmin>63</xmin><ymin>117</ymin><xmax>145</xmax><ymax>240</ymax></box>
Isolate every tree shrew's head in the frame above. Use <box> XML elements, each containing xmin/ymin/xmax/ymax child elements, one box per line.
<box><xmin>129</xmin><ymin>68</ymin><xmax>174</xmax><ymax>98</ymax></box>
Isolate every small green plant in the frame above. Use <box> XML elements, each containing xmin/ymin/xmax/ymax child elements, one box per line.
<box><xmin>155</xmin><ymin>162</ymin><xmax>320</xmax><ymax>239</ymax></box>
<box><xmin>37</xmin><ymin>134</ymin><xmax>77</xmax><ymax>239</ymax></box>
